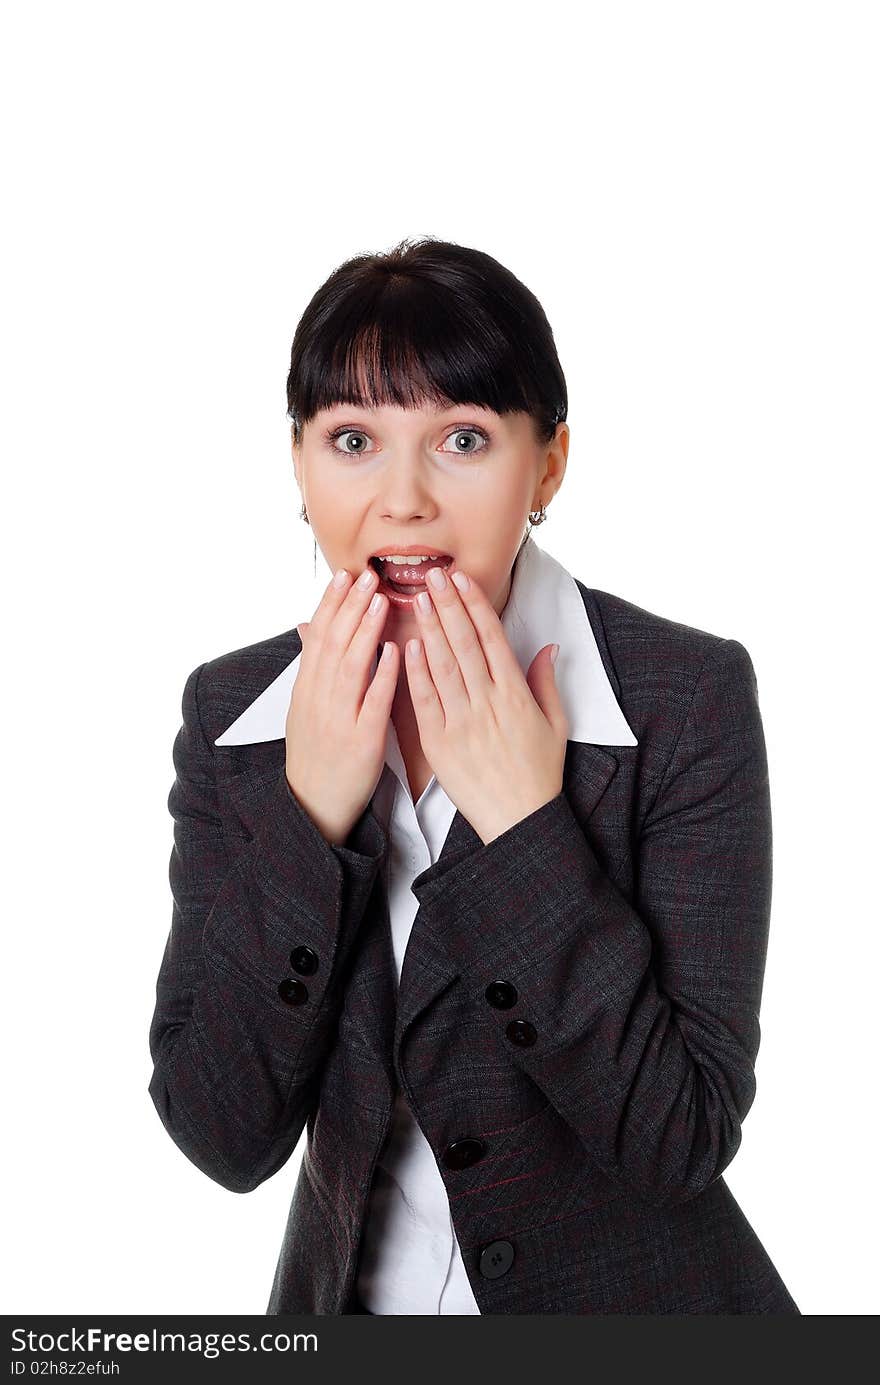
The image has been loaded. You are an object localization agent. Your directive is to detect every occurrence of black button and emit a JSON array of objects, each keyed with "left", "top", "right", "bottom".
[
  {"left": 443, "top": 1138, "right": 487, "bottom": 1170},
  {"left": 485, "top": 980, "right": 518, "bottom": 1009},
  {"left": 278, "top": 977, "right": 308, "bottom": 1005},
  {"left": 478, "top": 1239, "right": 515, "bottom": 1279},
  {"left": 506, "top": 1018, "right": 537, "bottom": 1047},
  {"left": 290, "top": 945, "right": 318, "bottom": 975}
]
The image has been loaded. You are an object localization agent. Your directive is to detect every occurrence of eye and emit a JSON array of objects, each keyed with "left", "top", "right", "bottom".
[
  {"left": 440, "top": 427, "right": 489, "bottom": 455},
  {"left": 326, "top": 428, "right": 373, "bottom": 456}
]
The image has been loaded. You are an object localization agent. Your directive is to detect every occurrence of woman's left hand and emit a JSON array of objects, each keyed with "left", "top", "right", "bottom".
[{"left": 403, "top": 565, "right": 569, "bottom": 844}]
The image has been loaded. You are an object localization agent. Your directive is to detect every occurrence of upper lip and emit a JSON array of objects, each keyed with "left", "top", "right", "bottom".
[{"left": 368, "top": 544, "right": 453, "bottom": 560}]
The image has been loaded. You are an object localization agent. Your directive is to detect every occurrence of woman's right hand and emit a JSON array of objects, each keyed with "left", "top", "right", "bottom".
[{"left": 285, "top": 565, "right": 398, "bottom": 847}]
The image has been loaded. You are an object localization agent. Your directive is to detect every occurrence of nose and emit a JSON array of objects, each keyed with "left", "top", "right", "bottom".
[{"left": 376, "top": 448, "right": 439, "bottom": 518}]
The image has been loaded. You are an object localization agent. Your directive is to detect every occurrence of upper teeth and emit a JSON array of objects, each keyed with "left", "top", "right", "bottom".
[{"left": 375, "top": 554, "right": 447, "bottom": 565}]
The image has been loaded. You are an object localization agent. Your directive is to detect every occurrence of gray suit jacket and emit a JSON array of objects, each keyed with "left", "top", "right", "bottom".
[{"left": 147, "top": 581, "right": 800, "bottom": 1314}]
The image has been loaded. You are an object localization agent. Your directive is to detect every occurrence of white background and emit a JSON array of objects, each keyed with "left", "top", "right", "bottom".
[{"left": 2, "top": 0, "right": 876, "bottom": 1316}]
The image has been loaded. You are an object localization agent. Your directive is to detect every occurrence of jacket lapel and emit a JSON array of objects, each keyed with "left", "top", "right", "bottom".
[{"left": 222, "top": 749, "right": 288, "bottom": 838}]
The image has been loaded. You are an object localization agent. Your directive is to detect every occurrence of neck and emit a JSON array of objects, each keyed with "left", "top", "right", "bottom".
[{"left": 391, "top": 668, "right": 417, "bottom": 735}]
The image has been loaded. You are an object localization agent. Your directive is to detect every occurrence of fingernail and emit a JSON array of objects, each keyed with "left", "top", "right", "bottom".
[
  {"left": 368, "top": 593, "right": 382, "bottom": 614},
  {"left": 427, "top": 565, "right": 447, "bottom": 590},
  {"left": 450, "top": 570, "right": 469, "bottom": 593},
  {"left": 550, "top": 643, "right": 559, "bottom": 665},
  {"left": 333, "top": 569, "right": 349, "bottom": 588},
  {"left": 357, "top": 568, "right": 376, "bottom": 589}
]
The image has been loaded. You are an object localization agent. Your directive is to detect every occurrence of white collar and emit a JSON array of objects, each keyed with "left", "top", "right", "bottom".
[{"left": 214, "top": 535, "right": 637, "bottom": 747}]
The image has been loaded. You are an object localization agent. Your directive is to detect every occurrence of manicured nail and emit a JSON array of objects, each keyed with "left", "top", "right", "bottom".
[
  {"left": 357, "top": 568, "right": 376, "bottom": 589},
  {"left": 417, "top": 591, "right": 432, "bottom": 614},
  {"left": 427, "top": 565, "right": 447, "bottom": 590},
  {"left": 368, "top": 593, "right": 383, "bottom": 614},
  {"left": 450, "top": 570, "right": 470, "bottom": 592},
  {"left": 550, "top": 643, "right": 560, "bottom": 664},
  {"left": 333, "top": 569, "right": 349, "bottom": 588}
]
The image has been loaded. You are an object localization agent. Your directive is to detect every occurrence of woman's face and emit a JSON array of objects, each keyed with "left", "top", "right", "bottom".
[{"left": 292, "top": 402, "right": 568, "bottom": 652}]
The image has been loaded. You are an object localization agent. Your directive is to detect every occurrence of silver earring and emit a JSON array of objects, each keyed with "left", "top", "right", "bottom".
[{"left": 528, "top": 503, "right": 548, "bottom": 525}]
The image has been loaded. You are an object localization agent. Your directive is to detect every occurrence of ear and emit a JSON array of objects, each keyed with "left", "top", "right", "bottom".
[{"left": 538, "top": 421, "right": 569, "bottom": 505}]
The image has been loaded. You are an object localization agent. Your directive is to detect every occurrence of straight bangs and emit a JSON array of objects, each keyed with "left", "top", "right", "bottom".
[{"left": 287, "top": 242, "right": 565, "bottom": 445}]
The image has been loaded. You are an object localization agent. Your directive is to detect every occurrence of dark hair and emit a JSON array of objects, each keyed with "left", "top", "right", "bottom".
[{"left": 286, "top": 236, "right": 567, "bottom": 449}]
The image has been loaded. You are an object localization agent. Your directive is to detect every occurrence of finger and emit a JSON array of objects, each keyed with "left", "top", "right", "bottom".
[
  {"left": 305, "top": 567, "right": 355, "bottom": 639},
  {"left": 527, "top": 644, "right": 568, "bottom": 734},
  {"left": 308, "top": 565, "right": 383, "bottom": 707},
  {"left": 306, "top": 565, "right": 375, "bottom": 652},
  {"left": 359, "top": 636, "right": 398, "bottom": 725},
  {"left": 404, "top": 635, "right": 447, "bottom": 735},
  {"left": 446, "top": 568, "right": 523, "bottom": 685},
  {"left": 412, "top": 585, "right": 469, "bottom": 715},
  {"left": 415, "top": 559, "right": 493, "bottom": 698},
  {"left": 342, "top": 588, "right": 394, "bottom": 702}
]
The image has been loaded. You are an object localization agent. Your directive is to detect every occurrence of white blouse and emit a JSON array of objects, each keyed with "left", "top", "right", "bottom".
[
  {"left": 353, "top": 728, "right": 483, "bottom": 1313},
  {"left": 214, "top": 533, "right": 638, "bottom": 1314}
]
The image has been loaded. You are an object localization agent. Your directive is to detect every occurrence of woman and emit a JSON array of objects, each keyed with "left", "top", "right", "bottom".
[{"left": 148, "top": 236, "right": 800, "bottom": 1315}]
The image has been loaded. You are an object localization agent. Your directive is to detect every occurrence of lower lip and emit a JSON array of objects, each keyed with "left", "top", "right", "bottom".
[
  {"left": 380, "top": 580, "right": 422, "bottom": 608},
  {"left": 374, "top": 562, "right": 452, "bottom": 608}
]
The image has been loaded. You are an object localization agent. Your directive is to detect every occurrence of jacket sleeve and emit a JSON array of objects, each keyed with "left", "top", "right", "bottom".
[
  {"left": 410, "top": 638, "right": 773, "bottom": 1208},
  {"left": 148, "top": 661, "right": 386, "bottom": 1194}
]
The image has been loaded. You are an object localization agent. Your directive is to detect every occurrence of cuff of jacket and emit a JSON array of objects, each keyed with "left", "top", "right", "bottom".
[
  {"left": 411, "top": 789, "right": 620, "bottom": 982},
  {"left": 229, "top": 768, "right": 386, "bottom": 971}
]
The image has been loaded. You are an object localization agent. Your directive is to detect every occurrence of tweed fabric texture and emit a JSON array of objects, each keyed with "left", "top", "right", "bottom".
[{"left": 148, "top": 581, "right": 800, "bottom": 1315}]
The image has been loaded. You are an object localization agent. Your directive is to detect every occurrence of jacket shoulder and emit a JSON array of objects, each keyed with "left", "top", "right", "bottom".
[
  {"left": 185, "top": 625, "right": 301, "bottom": 748},
  {"left": 581, "top": 584, "right": 733, "bottom": 674},
  {"left": 577, "top": 583, "right": 758, "bottom": 778}
]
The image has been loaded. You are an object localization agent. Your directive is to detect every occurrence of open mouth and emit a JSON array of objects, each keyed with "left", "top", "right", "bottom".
[{"left": 369, "top": 554, "right": 454, "bottom": 600}]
